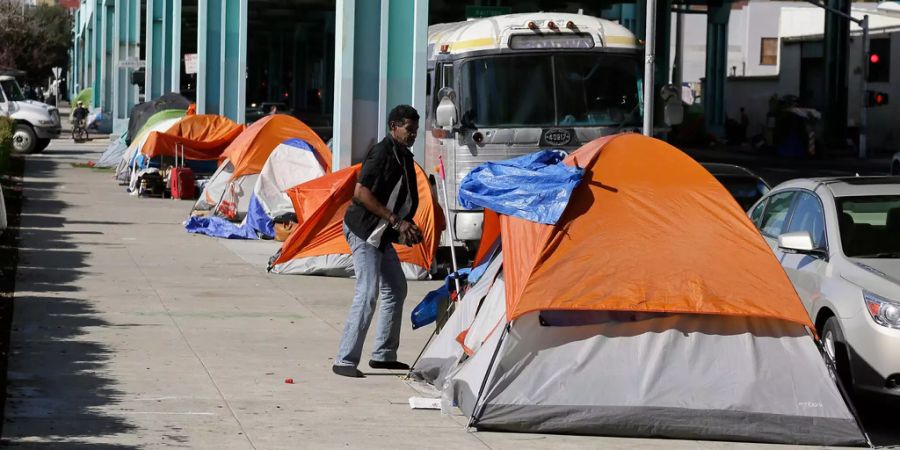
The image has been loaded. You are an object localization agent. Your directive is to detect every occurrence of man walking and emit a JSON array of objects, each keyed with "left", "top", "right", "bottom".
[{"left": 333, "top": 105, "right": 421, "bottom": 378}]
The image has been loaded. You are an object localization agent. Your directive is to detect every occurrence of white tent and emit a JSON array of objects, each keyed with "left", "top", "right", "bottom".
[{"left": 115, "top": 116, "right": 183, "bottom": 184}]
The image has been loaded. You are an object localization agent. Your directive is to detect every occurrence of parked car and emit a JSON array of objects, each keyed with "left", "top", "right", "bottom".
[
  {"left": 0, "top": 71, "right": 61, "bottom": 153},
  {"left": 748, "top": 176, "right": 900, "bottom": 399},
  {"left": 245, "top": 102, "right": 289, "bottom": 124},
  {"left": 702, "top": 163, "right": 770, "bottom": 210},
  {"left": 892, "top": 152, "right": 899, "bottom": 175}
]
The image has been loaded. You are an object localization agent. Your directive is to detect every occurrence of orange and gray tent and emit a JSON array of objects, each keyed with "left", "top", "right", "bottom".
[
  {"left": 141, "top": 114, "right": 244, "bottom": 161},
  {"left": 268, "top": 164, "right": 444, "bottom": 281},
  {"left": 192, "top": 114, "right": 332, "bottom": 221},
  {"left": 410, "top": 134, "right": 867, "bottom": 446}
]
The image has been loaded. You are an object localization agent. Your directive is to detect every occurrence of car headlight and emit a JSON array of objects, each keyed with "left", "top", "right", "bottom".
[
  {"left": 38, "top": 120, "right": 53, "bottom": 125},
  {"left": 864, "top": 290, "right": 900, "bottom": 329}
]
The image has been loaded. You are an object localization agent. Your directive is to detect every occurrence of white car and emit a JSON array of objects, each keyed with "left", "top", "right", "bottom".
[{"left": 748, "top": 176, "right": 900, "bottom": 398}]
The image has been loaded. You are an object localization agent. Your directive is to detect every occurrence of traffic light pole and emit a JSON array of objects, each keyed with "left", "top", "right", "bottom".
[
  {"left": 803, "top": 0, "right": 869, "bottom": 157},
  {"left": 860, "top": 15, "right": 869, "bottom": 159}
]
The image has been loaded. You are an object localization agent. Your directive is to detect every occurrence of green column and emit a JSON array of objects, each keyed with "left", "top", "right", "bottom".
[
  {"left": 112, "top": 0, "right": 140, "bottom": 132},
  {"left": 100, "top": 0, "right": 114, "bottom": 113},
  {"left": 824, "top": 0, "right": 850, "bottom": 145},
  {"left": 703, "top": 2, "right": 730, "bottom": 137},
  {"left": 146, "top": 0, "right": 165, "bottom": 99},
  {"left": 197, "top": 0, "right": 246, "bottom": 122}
]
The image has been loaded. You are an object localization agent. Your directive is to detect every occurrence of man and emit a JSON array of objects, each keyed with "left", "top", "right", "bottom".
[
  {"left": 72, "top": 101, "right": 89, "bottom": 127},
  {"left": 333, "top": 105, "right": 421, "bottom": 378}
]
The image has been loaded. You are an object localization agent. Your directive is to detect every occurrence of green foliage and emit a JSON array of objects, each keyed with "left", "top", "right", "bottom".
[
  {"left": 0, "top": 1, "right": 73, "bottom": 83},
  {"left": 0, "top": 116, "right": 12, "bottom": 173}
]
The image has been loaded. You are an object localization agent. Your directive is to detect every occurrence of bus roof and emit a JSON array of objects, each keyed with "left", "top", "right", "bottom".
[{"left": 427, "top": 12, "right": 638, "bottom": 59}]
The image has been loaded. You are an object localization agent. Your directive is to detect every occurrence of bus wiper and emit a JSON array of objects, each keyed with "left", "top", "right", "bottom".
[
  {"left": 615, "top": 104, "right": 640, "bottom": 134},
  {"left": 853, "top": 252, "right": 900, "bottom": 258}
]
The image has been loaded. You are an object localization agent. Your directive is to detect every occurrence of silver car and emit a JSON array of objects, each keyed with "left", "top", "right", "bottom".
[{"left": 748, "top": 176, "right": 900, "bottom": 398}]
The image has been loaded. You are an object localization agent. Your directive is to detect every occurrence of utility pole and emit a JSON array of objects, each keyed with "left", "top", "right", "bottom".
[
  {"left": 643, "top": 0, "right": 657, "bottom": 136},
  {"left": 803, "top": 0, "right": 869, "bottom": 158}
]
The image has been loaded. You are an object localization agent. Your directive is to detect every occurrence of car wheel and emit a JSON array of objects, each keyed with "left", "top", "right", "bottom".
[
  {"left": 34, "top": 138, "right": 51, "bottom": 153},
  {"left": 12, "top": 124, "right": 37, "bottom": 154},
  {"left": 822, "top": 316, "right": 853, "bottom": 390}
]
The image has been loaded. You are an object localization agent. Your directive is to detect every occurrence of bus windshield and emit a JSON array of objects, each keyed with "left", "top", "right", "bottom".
[
  {"left": 0, "top": 78, "right": 26, "bottom": 102},
  {"left": 459, "top": 53, "right": 642, "bottom": 128}
]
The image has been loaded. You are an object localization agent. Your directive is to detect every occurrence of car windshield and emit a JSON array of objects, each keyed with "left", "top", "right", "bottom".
[
  {"left": 837, "top": 195, "right": 900, "bottom": 258},
  {"left": 0, "top": 79, "right": 25, "bottom": 102},
  {"left": 459, "top": 53, "right": 642, "bottom": 128}
]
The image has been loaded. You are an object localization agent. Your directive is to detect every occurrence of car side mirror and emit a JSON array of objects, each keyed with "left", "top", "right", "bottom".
[
  {"left": 778, "top": 231, "right": 826, "bottom": 257},
  {"left": 435, "top": 87, "right": 458, "bottom": 132}
]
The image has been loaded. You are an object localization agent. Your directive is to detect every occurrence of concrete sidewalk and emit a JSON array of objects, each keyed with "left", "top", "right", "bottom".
[{"left": 2, "top": 140, "right": 793, "bottom": 449}]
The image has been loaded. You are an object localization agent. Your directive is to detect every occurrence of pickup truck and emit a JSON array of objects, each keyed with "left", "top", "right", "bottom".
[{"left": 0, "top": 72, "right": 61, "bottom": 153}]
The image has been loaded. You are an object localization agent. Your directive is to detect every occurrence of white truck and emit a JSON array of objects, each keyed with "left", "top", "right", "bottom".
[
  {"left": 0, "top": 71, "right": 61, "bottom": 153},
  {"left": 425, "top": 12, "right": 648, "bottom": 249}
]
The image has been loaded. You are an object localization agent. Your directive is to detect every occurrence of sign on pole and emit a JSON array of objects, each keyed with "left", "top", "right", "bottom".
[
  {"left": 465, "top": 5, "right": 511, "bottom": 18},
  {"left": 184, "top": 54, "right": 198, "bottom": 75},
  {"left": 51, "top": 66, "right": 62, "bottom": 79},
  {"left": 118, "top": 58, "right": 146, "bottom": 69}
]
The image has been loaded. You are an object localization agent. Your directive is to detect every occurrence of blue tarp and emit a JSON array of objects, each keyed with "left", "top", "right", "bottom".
[
  {"left": 184, "top": 193, "right": 275, "bottom": 240},
  {"left": 410, "top": 269, "right": 470, "bottom": 330},
  {"left": 185, "top": 215, "right": 259, "bottom": 240},
  {"left": 457, "top": 150, "right": 583, "bottom": 225}
]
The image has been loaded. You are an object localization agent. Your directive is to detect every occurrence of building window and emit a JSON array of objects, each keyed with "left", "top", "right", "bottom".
[{"left": 760, "top": 38, "right": 778, "bottom": 66}]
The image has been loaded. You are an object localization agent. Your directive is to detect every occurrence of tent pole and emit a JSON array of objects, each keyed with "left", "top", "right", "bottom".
[
  {"left": 467, "top": 322, "right": 510, "bottom": 429},
  {"left": 816, "top": 338, "right": 872, "bottom": 446}
]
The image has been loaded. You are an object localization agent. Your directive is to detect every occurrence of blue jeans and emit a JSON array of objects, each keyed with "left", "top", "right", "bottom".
[{"left": 335, "top": 222, "right": 408, "bottom": 367}]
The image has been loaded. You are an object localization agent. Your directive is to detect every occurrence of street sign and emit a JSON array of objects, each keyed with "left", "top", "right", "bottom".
[
  {"left": 184, "top": 53, "right": 198, "bottom": 75},
  {"left": 51, "top": 66, "right": 62, "bottom": 79},
  {"left": 465, "top": 5, "right": 511, "bottom": 19},
  {"left": 118, "top": 58, "right": 146, "bottom": 69}
]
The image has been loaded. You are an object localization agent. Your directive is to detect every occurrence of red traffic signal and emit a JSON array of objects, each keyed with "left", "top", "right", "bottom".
[
  {"left": 866, "top": 90, "right": 890, "bottom": 107},
  {"left": 870, "top": 53, "right": 880, "bottom": 64}
]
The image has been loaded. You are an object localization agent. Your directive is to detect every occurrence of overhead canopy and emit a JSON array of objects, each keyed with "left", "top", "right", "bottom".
[
  {"left": 141, "top": 114, "right": 245, "bottom": 160},
  {"left": 220, "top": 114, "right": 332, "bottom": 179},
  {"left": 490, "top": 134, "right": 814, "bottom": 329},
  {"left": 126, "top": 92, "right": 192, "bottom": 144}
]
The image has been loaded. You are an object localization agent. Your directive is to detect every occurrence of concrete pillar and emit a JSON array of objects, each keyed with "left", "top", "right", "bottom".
[
  {"left": 824, "top": 0, "right": 850, "bottom": 145},
  {"left": 112, "top": 0, "right": 140, "bottom": 132},
  {"left": 333, "top": 0, "right": 428, "bottom": 170},
  {"left": 91, "top": 1, "right": 102, "bottom": 108},
  {"left": 147, "top": 0, "right": 182, "bottom": 100},
  {"left": 704, "top": 2, "right": 730, "bottom": 137},
  {"left": 100, "top": 0, "right": 114, "bottom": 113},
  {"left": 197, "top": 0, "right": 247, "bottom": 122}
]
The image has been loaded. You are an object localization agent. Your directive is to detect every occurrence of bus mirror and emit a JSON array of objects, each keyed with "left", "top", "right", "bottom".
[
  {"left": 660, "top": 84, "right": 683, "bottom": 126},
  {"left": 435, "top": 96, "right": 457, "bottom": 131}
]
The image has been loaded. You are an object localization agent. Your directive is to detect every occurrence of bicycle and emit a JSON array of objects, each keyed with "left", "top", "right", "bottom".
[{"left": 72, "top": 118, "right": 88, "bottom": 142}]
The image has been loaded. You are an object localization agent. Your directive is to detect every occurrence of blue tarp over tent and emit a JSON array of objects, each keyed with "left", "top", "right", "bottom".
[{"left": 457, "top": 150, "right": 583, "bottom": 225}]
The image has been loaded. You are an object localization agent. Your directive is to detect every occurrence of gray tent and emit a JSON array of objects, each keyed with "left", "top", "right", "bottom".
[
  {"left": 410, "top": 250, "right": 868, "bottom": 446},
  {"left": 96, "top": 135, "right": 128, "bottom": 168}
]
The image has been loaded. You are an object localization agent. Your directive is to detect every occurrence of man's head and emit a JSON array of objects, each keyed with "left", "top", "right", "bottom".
[
  {"left": 388, "top": 105, "right": 419, "bottom": 148},
  {"left": 77, "top": 100, "right": 84, "bottom": 107}
]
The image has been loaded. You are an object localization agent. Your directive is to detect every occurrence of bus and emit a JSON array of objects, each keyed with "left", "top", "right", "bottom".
[{"left": 425, "top": 12, "right": 645, "bottom": 248}]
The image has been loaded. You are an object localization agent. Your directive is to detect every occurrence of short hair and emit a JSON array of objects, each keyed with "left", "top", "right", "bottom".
[{"left": 388, "top": 104, "right": 419, "bottom": 129}]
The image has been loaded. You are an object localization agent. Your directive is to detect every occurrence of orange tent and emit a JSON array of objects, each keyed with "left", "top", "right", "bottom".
[
  {"left": 141, "top": 114, "right": 245, "bottom": 160},
  {"left": 491, "top": 133, "right": 813, "bottom": 329},
  {"left": 269, "top": 163, "right": 445, "bottom": 280},
  {"left": 219, "top": 114, "right": 332, "bottom": 179}
]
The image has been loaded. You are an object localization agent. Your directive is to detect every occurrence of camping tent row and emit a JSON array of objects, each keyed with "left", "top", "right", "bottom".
[
  {"left": 182, "top": 113, "right": 443, "bottom": 280},
  {"left": 409, "top": 134, "right": 868, "bottom": 446},
  {"left": 98, "top": 92, "right": 193, "bottom": 168}
]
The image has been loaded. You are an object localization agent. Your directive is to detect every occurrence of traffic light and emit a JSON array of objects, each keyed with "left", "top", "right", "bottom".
[
  {"left": 865, "top": 90, "right": 890, "bottom": 107},
  {"left": 867, "top": 39, "right": 890, "bottom": 82}
]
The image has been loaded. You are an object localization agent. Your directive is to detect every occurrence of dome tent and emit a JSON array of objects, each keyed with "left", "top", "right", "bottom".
[{"left": 409, "top": 134, "right": 867, "bottom": 446}]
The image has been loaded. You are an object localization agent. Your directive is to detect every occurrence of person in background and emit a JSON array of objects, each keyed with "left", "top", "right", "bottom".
[
  {"left": 72, "top": 101, "right": 89, "bottom": 127},
  {"left": 332, "top": 105, "right": 421, "bottom": 378}
]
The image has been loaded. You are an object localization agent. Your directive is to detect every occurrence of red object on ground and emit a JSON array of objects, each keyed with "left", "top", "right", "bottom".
[
  {"left": 87, "top": 161, "right": 96, "bottom": 167},
  {"left": 284, "top": 378, "right": 294, "bottom": 384},
  {"left": 169, "top": 167, "right": 196, "bottom": 200}
]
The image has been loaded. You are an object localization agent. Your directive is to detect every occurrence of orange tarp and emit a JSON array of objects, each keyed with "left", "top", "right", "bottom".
[
  {"left": 500, "top": 134, "right": 814, "bottom": 329},
  {"left": 273, "top": 163, "right": 445, "bottom": 272},
  {"left": 219, "top": 114, "right": 332, "bottom": 179},
  {"left": 141, "top": 114, "right": 245, "bottom": 160}
]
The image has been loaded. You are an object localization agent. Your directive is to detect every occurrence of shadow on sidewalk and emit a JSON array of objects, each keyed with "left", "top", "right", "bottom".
[{"left": 3, "top": 157, "right": 138, "bottom": 448}]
